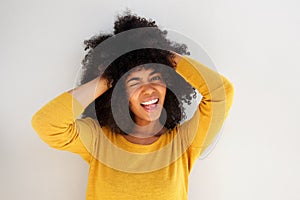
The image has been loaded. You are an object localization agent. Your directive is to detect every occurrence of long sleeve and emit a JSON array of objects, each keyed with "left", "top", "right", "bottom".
[
  {"left": 31, "top": 92, "right": 97, "bottom": 163},
  {"left": 175, "top": 56, "right": 234, "bottom": 165}
]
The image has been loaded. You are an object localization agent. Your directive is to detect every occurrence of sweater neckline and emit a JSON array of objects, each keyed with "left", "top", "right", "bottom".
[{"left": 118, "top": 131, "right": 166, "bottom": 149}]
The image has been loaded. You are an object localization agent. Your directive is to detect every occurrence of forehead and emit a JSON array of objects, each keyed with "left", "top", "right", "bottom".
[{"left": 126, "top": 66, "right": 159, "bottom": 80}]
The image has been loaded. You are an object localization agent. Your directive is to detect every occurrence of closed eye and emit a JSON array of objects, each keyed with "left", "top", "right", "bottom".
[{"left": 129, "top": 82, "right": 139, "bottom": 87}]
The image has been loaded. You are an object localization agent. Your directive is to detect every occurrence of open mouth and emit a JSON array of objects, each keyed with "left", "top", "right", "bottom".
[{"left": 140, "top": 98, "right": 159, "bottom": 111}]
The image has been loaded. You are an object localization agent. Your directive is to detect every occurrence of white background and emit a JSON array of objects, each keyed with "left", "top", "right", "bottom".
[{"left": 1, "top": 0, "right": 299, "bottom": 199}]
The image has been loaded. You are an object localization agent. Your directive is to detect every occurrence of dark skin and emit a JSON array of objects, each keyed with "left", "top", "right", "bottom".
[
  {"left": 69, "top": 53, "right": 182, "bottom": 145},
  {"left": 81, "top": 13, "right": 194, "bottom": 135}
]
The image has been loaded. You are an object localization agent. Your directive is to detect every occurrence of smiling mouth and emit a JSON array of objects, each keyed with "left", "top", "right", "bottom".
[{"left": 140, "top": 98, "right": 159, "bottom": 111}]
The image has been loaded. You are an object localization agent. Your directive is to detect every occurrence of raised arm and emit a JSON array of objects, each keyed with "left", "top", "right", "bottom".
[
  {"left": 172, "top": 53, "right": 234, "bottom": 160},
  {"left": 31, "top": 76, "right": 111, "bottom": 162}
]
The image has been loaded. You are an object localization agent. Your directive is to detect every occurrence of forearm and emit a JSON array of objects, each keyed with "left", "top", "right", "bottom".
[
  {"left": 174, "top": 54, "right": 233, "bottom": 102},
  {"left": 174, "top": 54, "right": 234, "bottom": 151},
  {"left": 31, "top": 92, "right": 84, "bottom": 149},
  {"left": 68, "top": 77, "right": 110, "bottom": 109},
  {"left": 32, "top": 76, "right": 110, "bottom": 150}
]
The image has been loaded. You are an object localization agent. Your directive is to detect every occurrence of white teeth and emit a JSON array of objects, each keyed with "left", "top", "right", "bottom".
[{"left": 141, "top": 98, "right": 158, "bottom": 105}]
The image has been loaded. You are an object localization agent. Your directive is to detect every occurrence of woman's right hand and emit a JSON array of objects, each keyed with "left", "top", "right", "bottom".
[{"left": 68, "top": 76, "right": 111, "bottom": 109}]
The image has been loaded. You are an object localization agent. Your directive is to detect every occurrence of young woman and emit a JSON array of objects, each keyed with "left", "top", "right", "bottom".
[{"left": 32, "top": 11, "right": 234, "bottom": 200}]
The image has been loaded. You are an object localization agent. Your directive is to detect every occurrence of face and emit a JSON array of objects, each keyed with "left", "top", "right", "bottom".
[{"left": 125, "top": 67, "right": 167, "bottom": 126}]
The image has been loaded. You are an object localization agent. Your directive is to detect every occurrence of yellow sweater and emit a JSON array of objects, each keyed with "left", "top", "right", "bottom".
[{"left": 32, "top": 56, "right": 234, "bottom": 200}]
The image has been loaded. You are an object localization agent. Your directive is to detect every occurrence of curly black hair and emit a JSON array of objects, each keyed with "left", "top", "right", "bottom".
[{"left": 79, "top": 10, "right": 196, "bottom": 134}]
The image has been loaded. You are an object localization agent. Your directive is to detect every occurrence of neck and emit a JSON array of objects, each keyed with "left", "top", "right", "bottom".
[{"left": 131, "top": 120, "right": 165, "bottom": 138}]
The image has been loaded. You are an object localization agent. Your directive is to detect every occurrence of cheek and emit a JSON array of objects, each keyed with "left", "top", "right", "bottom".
[
  {"left": 126, "top": 87, "right": 137, "bottom": 100},
  {"left": 128, "top": 92, "right": 139, "bottom": 107},
  {"left": 159, "top": 86, "right": 167, "bottom": 99},
  {"left": 126, "top": 89, "right": 133, "bottom": 104},
  {"left": 163, "top": 87, "right": 167, "bottom": 95}
]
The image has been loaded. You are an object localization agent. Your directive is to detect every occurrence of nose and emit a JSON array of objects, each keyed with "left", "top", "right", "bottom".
[{"left": 141, "top": 83, "right": 156, "bottom": 95}]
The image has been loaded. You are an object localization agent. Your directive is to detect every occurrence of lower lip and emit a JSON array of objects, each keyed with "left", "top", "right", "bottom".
[{"left": 142, "top": 104, "right": 158, "bottom": 112}]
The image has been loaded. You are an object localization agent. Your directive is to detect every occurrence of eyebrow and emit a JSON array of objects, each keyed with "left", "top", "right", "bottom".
[{"left": 126, "top": 69, "right": 160, "bottom": 83}]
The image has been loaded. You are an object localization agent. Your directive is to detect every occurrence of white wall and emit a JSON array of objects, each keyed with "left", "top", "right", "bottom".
[{"left": 1, "top": 0, "right": 299, "bottom": 199}]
